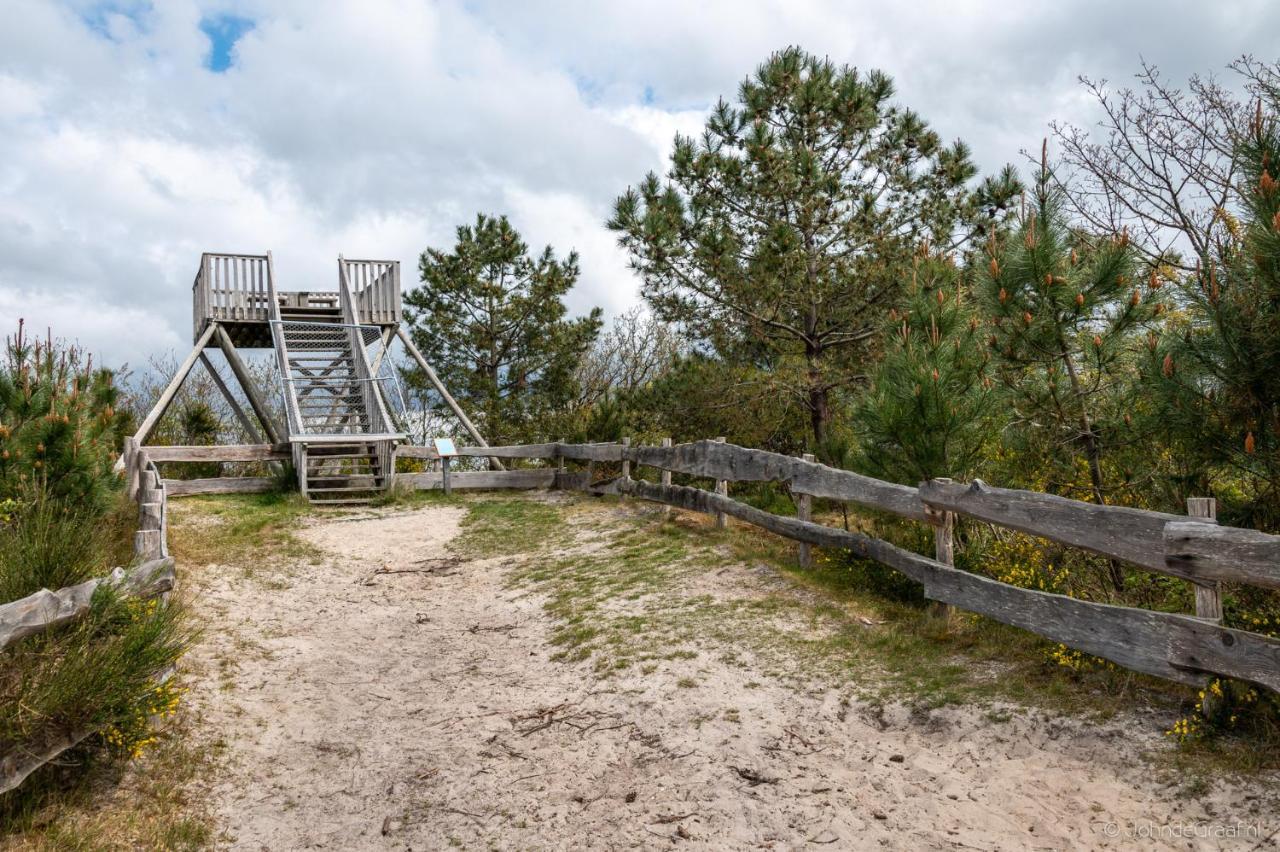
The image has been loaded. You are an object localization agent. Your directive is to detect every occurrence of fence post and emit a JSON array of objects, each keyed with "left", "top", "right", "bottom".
[
  {"left": 714, "top": 437, "right": 727, "bottom": 529},
  {"left": 797, "top": 453, "right": 814, "bottom": 567},
  {"left": 620, "top": 437, "right": 631, "bottom": 502},
  {"left": 124, "top": 437, "right": 140, "bottom": 502},
  {"left": 1187, "top": 497, "right": 1221, "bottom": 622},
  {"left": 441, "top": 456, "right": 452, "bottom": 496},
  {"left": 928, "top": 477, "right": 956, "bottom": 620},
  {"left": 661, "top": 437, "right": 672, "bottom": 519}
]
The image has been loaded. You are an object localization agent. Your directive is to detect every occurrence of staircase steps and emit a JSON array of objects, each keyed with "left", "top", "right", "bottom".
[{"left": 270, "top": 294, "right": 402, "bottom": 505}]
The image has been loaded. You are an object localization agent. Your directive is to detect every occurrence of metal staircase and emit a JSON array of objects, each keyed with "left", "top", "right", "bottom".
[{"left": 267, "top": 260, "right": 404, "bottom": 505}]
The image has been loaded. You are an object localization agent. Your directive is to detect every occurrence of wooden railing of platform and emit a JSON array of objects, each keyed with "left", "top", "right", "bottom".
[{"left": 192, "top": 252, "right": 273, "bottom": 337}]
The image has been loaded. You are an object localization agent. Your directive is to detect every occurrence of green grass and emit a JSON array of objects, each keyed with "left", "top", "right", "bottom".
[
  {"left": 167, "top": 492, "right": 321, "bottom": 575},
  {"left": 452, "top": 495, "right": 563, "bottom": 559}
]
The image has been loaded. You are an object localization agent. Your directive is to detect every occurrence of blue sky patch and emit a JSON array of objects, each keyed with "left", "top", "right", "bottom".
[
  {"left": 80, "top": 1, "right": 151, "bottom": 40},
  {"left": 200, "top": 14, "right": 255, "bottom": 72}
]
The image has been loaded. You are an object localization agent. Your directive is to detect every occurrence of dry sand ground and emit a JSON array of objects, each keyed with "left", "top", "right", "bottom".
[{"left": 180, "top": 496, "right": 1279, "bottom": 850}]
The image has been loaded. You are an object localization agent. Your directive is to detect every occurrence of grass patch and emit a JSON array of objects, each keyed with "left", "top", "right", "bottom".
[
  {"left": 167, "top": 492, "right": 321, "bottom": 575},
  {"left": 452, "top": 496, "right": 563, "bottom": 559}
]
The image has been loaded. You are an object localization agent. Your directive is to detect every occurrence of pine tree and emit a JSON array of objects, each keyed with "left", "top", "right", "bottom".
[
  {"left": 858, "top": 249, "right": 993, "bottom": 485},
  {"left": 1146, "top": 103, "right": 1280, "bottom": 528},
  {"left": 980, "top": 147, "right": 1165, "bottom": 588},
  {"left": 0, "top": 320, "right": 130, "bottom": 510},
  {"left": 403, "top": 214, "right": 602, "bottom": 444},
  {"left": 609, "top": 47, "right": 1019, "bottom": 448}
]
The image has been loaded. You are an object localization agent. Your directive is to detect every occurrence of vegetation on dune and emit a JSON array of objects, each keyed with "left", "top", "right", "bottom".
[{"left": 0, "top": 323, "right": 192, "bottom": 826}]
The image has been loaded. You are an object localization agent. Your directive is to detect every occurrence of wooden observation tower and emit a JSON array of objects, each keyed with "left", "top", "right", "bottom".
[{"left": 128, "top": 251, "right": 492, "bottom": 504}]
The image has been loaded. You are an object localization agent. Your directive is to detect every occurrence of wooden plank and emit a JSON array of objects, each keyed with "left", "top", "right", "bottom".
[
  {"left": 163, "top": 476, "right": 276, "bottom": 496},
  {"left": 133, "top": 323, "right": 218, "bottom": 446},
  {"left": 146, "top": 444, "right": 290, "bottom": 463},
  {"left": 0, "top": 558, "right": 175, "bottom": 652},
  {"left": 401, "top": 469, "right": 556, "bottom": 490},
  {"left": 919, "top": 478, "right": 1185, "bottom": 574},
  {"left": 1, "top": 723, "right": 99, "bottom": 795},
  {"left": 625, "top": 440, "right": 927, "bottom": 521},
  {"left": 1164, "top": 521, "right": 1280, "bottom": 590},
  {"left": 453, "top": 443, "right": 561, "bottom": 460},
  {"left": 621, "top": 437, "right": 631, "bottom": 503},
  {"left": 619, "top": 478, "right": 935, "bottom": 584},
  {"left": 556, "top": 442, "right": 623, "bottom": 462}
]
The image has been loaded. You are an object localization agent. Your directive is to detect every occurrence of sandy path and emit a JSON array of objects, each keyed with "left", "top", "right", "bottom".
[{"left": 182, "top": 500, "right": 1278, "bottom": 850}]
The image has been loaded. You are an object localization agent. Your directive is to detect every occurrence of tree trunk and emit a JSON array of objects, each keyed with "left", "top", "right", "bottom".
[{"left": 1059, "top": 342, "right": 1125, "bottom": 593}]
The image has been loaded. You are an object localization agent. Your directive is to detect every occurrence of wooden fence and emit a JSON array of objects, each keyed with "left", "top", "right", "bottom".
[
  {"left": 8, "top": 434, "right": 1274, "bottom": 795},
  {"left": 397, "top": 438, "right": 1280, "bottom": 695}
]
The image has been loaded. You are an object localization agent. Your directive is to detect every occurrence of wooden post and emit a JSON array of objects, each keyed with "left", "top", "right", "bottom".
[
  {"left": 123, "top": 437, "right": 140, "bottom": 501},
  {"left": 130, "top": 323, "right": 218, "bottom": 448},
  {"left": 797, "top": 453, "right": 814, "bottom": 567},
  {"left": 928, "top": 478, "right": 956, "bottom": 620},
  {"left": 620, "top": 437, "right": 631, "bottom": 502},
  {"left": 441, "top": 456, "right": 452, "bottom": 496},
  {"left": 1188, "top": 497, "right": 1221, "bottom": 622},
  {"left": 213, "top": 323, "right": 283, "bottom": 445},
  {"left": 714, "top": 436, "right": 727, "bottom": 529},
  {"left": 1189, "top": 496, "right": 1223, "bottom": 719},
  {"left": 661, "top": 437, "right": 672, "bottom": 520}
]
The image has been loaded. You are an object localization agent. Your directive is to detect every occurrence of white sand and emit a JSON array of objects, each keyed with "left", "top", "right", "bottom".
[{"left": 180, "top": 501, "right": 1279, "bottom": 850}]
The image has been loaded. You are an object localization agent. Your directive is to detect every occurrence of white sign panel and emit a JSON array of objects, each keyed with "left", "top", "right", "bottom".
[{"left": 433, "top": 437, "right": 457, "bottom": 457}]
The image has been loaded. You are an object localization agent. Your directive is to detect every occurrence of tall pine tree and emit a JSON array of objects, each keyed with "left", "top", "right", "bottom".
[
  {"left": 609, "top": 47, "right": 1018, "bottom": 447},
  {"left": 980, "top": 146, "right": 1165, "bottom": 588}
]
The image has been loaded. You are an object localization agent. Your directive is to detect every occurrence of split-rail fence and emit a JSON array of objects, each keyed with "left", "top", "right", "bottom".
[{"left": 5, "top": 435, "right": 1280, "bottom": 793}]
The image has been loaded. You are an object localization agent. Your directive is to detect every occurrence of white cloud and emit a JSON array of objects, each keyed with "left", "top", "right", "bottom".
[{"left": 1, "top": 0, "right": 1277, "bottom": 368}]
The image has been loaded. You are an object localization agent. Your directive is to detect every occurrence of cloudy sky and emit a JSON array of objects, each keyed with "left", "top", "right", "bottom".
[{"left": 2, "top": 0, "right": 1277, "bottom": 369}]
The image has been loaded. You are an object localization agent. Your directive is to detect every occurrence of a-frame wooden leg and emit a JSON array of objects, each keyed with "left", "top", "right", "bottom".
[
  {"left": 131, "top": 322, "right": 219, "bottom": 446},
  {"left": 199, "top": 352, "right": 264, "bottom": 443},
  {"left": 214, "top": 323, "right": 284, "bottom": 445}
]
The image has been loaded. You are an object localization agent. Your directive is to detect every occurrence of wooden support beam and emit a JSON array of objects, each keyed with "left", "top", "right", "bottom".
[
  {"left": 1186, "top": 498, "right": 1222, "bottom": 621},
  {"left": 797, "top": 453, "right": 814, "bottom": 568},
  {"left": 213, "top": 322, "right": 283, "bottom": 445},
  {"left": 620, "top": 437, "right": 631, "bottom": 502},
  {"left": 132, "top": 323, "right": 218, "bottom": 446},
  {"left": 395, "top": 326, "right": 504, "bottom": 470},
  {"left": 661, "top": 438, "right": 672, "bottom": 520},
  {"left": 200, "top": 352, "right": 264, "bottom": 443},
  {"left": 714, "top": 437, "right": 727, "bottom": 529},
  {"left": 928, "top": 478, "right": 956, "bottom": 621}
]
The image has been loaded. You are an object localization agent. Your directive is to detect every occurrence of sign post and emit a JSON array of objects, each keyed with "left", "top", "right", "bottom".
[{"left": 434, "top": 438, "right": 457, "bottom": 496}]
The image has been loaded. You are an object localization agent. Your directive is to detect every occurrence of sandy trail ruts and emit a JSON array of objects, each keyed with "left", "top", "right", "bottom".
[{"left": 180, "top": 498, "right": 1278, "bottom": 850}]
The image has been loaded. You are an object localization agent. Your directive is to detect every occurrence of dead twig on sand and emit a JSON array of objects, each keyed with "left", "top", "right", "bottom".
[
  {"left": 730, "top": 766, "right": 778, "bottom": 787},
  {"left": 358, "top": 558, "right": 461, "bottom": 584},
  {"left": 510, "top": 701, "right": 625, "bottom": 738},
  {"left": 466, "top": 622, "right": 518, "bottom": 634},
  {"left": 651, "top": 812, "right": 699, "bottom": 824}
]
